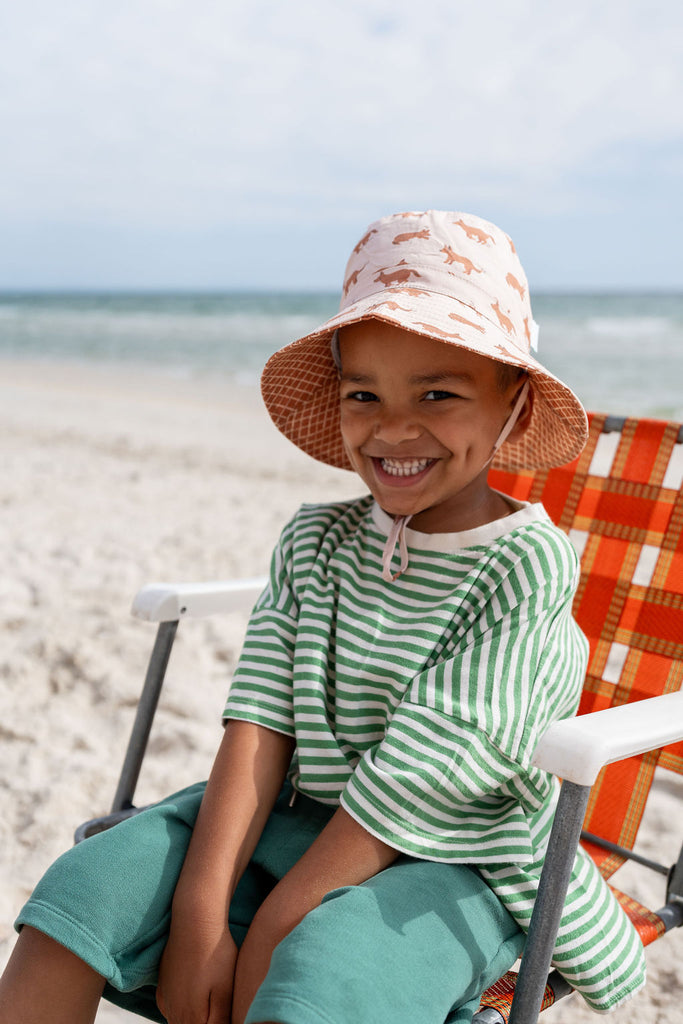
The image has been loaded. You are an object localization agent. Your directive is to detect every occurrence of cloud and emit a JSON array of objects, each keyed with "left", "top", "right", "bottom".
[{"left": 1, "top": 0, "right": 681, "bottom": 285}]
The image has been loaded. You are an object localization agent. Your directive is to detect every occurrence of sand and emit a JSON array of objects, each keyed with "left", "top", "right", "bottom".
[{"left": 1, "top": 357, "right": 680, "bottom": 1022}]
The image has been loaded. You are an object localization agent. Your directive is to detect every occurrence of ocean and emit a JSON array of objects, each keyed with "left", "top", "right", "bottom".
[{"left": 1, "top": 291, "right": 681, "bottom": 420}]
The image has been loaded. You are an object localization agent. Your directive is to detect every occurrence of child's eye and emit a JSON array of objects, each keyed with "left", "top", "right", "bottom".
[
  {"left": 345, "top": 390, "right": 378, "bottom": 403},
  {"left": 424, "top": 389, "right": 458, "bottom": 401}
]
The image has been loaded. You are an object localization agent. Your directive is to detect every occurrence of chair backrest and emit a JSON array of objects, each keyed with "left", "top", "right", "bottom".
[{"left": 489, "top": 413, "right": 683, "bottom": 878}]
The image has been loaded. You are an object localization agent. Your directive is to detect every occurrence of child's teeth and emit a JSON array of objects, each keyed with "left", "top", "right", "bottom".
[{"left": 381, "top": 458, "right": 430, "bottom": 477}]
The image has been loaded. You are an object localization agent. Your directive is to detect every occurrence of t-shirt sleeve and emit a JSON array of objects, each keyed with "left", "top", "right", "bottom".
[
  {"left": 222, "top": 523, "right": 299, "bottom": 737},
  {"left": 341, "top": 545, "right": 588, "bottom": 864}
]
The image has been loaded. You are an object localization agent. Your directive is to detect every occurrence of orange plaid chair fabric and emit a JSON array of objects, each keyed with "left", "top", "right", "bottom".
[{"left": 477, "top": 413, "right": 683, "bottom": 1020}]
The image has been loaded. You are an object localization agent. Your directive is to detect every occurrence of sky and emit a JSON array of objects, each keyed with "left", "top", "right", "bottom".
[{"left": 1, "top": 0, "right": 682, "bottom": 291}]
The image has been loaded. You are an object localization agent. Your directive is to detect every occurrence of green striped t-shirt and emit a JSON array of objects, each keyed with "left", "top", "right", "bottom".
[{"left": 223, "top": 495, "right": 646, "bottom": 1012}]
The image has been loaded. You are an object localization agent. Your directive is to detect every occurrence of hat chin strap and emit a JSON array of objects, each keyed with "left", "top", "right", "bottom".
[
  {"left": 381, "top": 513, "right": 414, "bottom": 583},
  {"left": 485, "top": 379, "right": 530, "bottom": 466}
]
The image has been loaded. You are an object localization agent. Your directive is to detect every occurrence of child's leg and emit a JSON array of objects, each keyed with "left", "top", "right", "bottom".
[
  {"left": 7, "top": 782, "right": 208, "bottom": 1022},
  {"left": 4, "top": 782, "right": 331, "bottom": 1023},
  {"left": 0, "top": 926, "right": 105, "bottom": 1024},
  {"left": 245, "top": 856, "right": 524, "bottom": 1024}
]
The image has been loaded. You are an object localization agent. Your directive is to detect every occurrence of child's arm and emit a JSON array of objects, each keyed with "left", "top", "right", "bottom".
[
  {"left": 232, "top": 805, "right": 400, "bottom": 1022},
  {"left": 156, "top": 719, "right": 295, "bottom": 1024}
]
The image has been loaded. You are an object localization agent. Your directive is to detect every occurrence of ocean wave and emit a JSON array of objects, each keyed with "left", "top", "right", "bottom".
[{"left": 586, "top": 316, "right": 676, "bottom": 337}]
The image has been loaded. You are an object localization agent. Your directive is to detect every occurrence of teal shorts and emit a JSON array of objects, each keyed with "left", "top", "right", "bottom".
[{"left": 16, "top": 782, "right": 523, "bottom": 1024}]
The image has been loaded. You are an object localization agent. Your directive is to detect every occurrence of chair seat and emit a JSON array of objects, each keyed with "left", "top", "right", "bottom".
[
  {"left": 479, "top": 971, "right": 558, "bottom": 1019},
  {"left": 610, "top": 886, "right": 666, "bottom": 946}
]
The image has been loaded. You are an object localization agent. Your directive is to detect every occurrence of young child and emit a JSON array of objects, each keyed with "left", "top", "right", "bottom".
[{"left": 1, "top": 211, "right": 646, "bottom": 1024}]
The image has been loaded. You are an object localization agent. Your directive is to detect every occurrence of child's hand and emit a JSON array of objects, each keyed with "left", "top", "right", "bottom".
[{"left": 156, "top": 920, "right": 238, "bottom": 1024}]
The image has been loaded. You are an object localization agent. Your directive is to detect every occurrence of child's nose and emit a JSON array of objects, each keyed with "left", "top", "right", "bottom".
[{"left": 373, "top": 408, "right": 422, "bottom": 444}]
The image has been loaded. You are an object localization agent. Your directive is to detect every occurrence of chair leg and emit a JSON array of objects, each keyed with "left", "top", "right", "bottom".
[
  {"left": 74, "top": 620, "right": 180, "bottom": 843},
  {"left": 110, "top": 619, "right": 179, "bottom": 813},
  {"left": 507, "top": 782, "right": 592, "bottom": 1024},
  {"left": 667, "top": 840, "right": 683, "bottom": 905}
]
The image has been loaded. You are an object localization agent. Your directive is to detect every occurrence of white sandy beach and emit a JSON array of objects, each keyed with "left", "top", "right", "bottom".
[{"left": 1, "top": 357, "right": 681, "bottom": 1022}]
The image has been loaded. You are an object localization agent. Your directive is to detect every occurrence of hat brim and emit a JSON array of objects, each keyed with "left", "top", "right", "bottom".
[{"left": 261, "top": 288, "right": 588, "bottom": 473}]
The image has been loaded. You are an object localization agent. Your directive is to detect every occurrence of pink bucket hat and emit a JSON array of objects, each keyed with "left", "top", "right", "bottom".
[{"left": 261, "top": 210, "right": 588, "bottom": 472}]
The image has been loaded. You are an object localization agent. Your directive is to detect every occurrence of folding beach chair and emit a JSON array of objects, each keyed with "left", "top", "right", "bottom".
[{"left": 75, "top": 413, "right": 683, "bottom": 1024}]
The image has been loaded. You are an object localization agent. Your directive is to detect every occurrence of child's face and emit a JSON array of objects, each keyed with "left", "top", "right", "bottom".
[{"left": 338, "top": 321, "right": 528, "bottom": 533}]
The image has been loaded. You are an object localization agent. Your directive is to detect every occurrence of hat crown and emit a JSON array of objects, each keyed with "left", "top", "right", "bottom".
[{"left": 341, "top": 210, "right": 535, "bottom": 359}]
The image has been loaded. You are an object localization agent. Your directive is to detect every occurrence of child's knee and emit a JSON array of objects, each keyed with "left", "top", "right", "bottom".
[
  {"left": 248, "top": 883, "right": 449, "bottom": 1024},
  {"left": 249, "top": 867, "right": 523, "bottom": 1024}
]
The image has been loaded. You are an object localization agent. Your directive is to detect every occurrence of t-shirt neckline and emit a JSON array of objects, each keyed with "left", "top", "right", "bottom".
[{"left": 370, "top": 495, "right": 546, "bottom": 553}]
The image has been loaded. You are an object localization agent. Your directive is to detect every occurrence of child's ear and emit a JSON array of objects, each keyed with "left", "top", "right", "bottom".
[{"left": 508, "top": 384, "right": 534, "bottom": 442}]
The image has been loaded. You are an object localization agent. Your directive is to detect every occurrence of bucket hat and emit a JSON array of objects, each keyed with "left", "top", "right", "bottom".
[{"left": 261, "top": 210, "right": 588, "bottom": 472}]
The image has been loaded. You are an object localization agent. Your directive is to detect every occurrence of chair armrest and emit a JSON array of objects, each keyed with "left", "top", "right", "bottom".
[
  {"left": 131, "top": 578, "right": 268, "bottom": 623},
  {"left": 532, "top": 690, "right": 683, "bottom": 786}
]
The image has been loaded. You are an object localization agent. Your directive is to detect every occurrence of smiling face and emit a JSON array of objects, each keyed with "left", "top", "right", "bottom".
[{"left": 338, "top": 320, "right": 530, "bottom": 533}]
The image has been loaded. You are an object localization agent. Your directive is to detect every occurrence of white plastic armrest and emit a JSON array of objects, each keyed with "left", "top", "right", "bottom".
[
  {"left": 131, "top": 578, "right": 268, "bottom": 623},
  {"left": 532, "top": 690, "right": 683, "bottom": 786}
]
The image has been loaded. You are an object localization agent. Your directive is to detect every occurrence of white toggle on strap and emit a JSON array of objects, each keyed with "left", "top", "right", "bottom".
[{"left": 382, "top": 514, "right": 413, "bottom": 582}]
